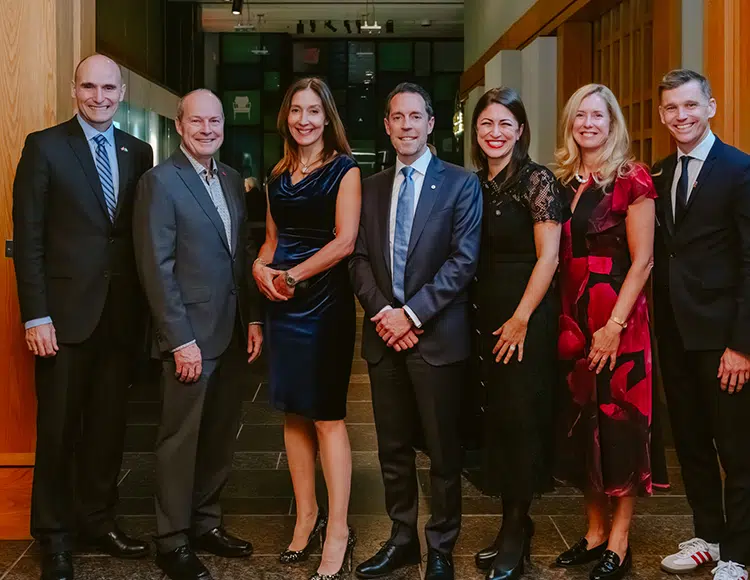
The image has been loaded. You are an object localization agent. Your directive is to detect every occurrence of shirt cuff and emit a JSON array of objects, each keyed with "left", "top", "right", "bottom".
[
  {"left": 248, "top": 321, "right": 263, "bottom": 326},
  {"left": 403, "top": 305, "right": 422, "bottom": 329},
  {"left": 378, "top": 305, "right": 393, "bottom": 315},
  {"left": 25, "top": 317, "right": 52, "bottom": 330},
  {"left": 171, "top": 339, "right": 196, "bottom": 353}
]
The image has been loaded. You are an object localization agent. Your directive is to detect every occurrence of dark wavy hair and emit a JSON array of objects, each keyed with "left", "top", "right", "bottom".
[{"left": 471, "top": 87, "right": 530, "bottom": 181}]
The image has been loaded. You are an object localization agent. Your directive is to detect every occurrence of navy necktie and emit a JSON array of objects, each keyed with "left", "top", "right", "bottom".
[
  {"left": 94, "top": 134, "right": 116, "bottom": 221},
  {"left": 675, "top": 155, "right": 692, "bottom": 227},
  {"left": 392, "top": 166, "right": 415, "bottom": 303}
]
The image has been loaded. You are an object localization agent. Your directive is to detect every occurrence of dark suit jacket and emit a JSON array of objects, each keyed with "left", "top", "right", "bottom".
[
  {"left": 133, "top": 149, "right": 261, "bottom": 360},
  {"left": 652, "top": 137, "right": 750, "bottom": 353},
  {"left": 349, "top": 155, "right": 482, "bottom": 366},
  {"left": 12, "top": 116, "right": 153, "bottom": 345}
]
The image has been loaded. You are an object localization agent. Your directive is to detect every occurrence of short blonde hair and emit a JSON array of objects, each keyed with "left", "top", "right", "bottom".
[{"left": 554, "top": 84, "right": 635, "bottom": 188}]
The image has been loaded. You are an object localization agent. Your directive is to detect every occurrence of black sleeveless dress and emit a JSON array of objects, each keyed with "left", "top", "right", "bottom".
[{"left": 265, "top": 155, "right": 358, "bottom": 421}]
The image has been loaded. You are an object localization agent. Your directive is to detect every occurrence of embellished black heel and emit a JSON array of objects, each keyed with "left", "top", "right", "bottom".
[
  {"left": 279, "top": 509, "right": 328, "bottom": 564},
  {"left": 309, "top": 526, "right": 356, "bottom": 580}
]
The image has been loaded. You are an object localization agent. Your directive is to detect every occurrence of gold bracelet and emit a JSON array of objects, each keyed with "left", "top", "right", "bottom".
[{"left": 609, "top": 316, "right": 628, "bottom": 329}]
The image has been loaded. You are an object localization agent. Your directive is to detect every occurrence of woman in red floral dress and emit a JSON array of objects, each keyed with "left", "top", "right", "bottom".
[{"left": 553, "top": 84, "right": 657, "bottom": 580}]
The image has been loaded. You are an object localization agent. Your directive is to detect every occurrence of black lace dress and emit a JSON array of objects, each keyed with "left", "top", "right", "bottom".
[{"left": 472, "top": 158, "right": 563, "bottom": 499}]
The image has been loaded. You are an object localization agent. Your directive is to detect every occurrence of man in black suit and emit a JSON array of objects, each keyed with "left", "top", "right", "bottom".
[
  {"left": 652, "top": 69, "right": 750, "bottom": 580},
  {"left": 133, "top": 89, "right": 263, "bottom": 580},
  {"left": 349, "top": 83, "right": 482, "bottom": 580},
  {"left": 12, "top": 54, "right": 153, "bottom": 580}
]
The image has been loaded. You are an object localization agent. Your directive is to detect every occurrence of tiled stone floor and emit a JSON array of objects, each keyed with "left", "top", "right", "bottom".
[{"left": 1, "top": 311, "right": 711, "bottom": 579}]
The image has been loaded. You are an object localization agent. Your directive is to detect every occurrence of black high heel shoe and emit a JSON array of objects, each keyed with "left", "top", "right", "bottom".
[
  {"left": 280, "top": 509, "right": 328, "bottom": 564},
  {"left": 309, "top": 526, "right": 357, "bottom": 580},
  {"left": 475, "top": 516, "right": 534, "bottom": 571},
  {"left": 486, "top": 517, "right": 535, "bottom": 580}
]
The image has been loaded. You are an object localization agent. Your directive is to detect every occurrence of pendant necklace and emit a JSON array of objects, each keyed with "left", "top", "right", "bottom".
[{"left": 300, "top": 153, "right": 320, "bottom": 174}]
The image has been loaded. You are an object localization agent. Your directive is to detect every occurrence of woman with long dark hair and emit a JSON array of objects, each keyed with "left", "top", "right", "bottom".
[
  {"left": 252, "top": 77, "right": 361, "bottom": 580},
  {"left": 469, "top": 87, "right": 563, "bottom": 580}
]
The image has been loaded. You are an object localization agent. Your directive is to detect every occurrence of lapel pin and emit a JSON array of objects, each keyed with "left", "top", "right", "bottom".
[
  {"left": 120, "top": 146, "right": 128, "bottom": 153},
  {"left": 431, "top": 184, "right": 436, "bottom": 190},
  {"left": 221, "top": 170, "right": 227, "bottom": 176}
]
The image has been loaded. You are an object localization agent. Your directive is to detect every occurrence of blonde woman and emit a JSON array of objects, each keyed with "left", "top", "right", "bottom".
[{"left": 553, "top": 84, "right": 657, "bottom": 580}]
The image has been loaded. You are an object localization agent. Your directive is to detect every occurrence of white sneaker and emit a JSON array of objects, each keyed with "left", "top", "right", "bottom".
[
  {"left": 660, "top": 538, "right": 720, "bottom": 573},
  {"left": 711, "top": 561, "right": 748, "bottom": 580}
]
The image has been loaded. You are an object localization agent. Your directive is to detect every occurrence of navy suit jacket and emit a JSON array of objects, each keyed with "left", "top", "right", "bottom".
[
  {"left": 652, "top": 137, "right": 750, "bottom": 353},
  {"left": 349, "top": 154, "right": 482, "bottom": 366}
]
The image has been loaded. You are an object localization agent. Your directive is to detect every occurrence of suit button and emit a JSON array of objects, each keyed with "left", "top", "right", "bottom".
[
  {"left": 474, "top": 276, "right": 479, "bottom": 282},
  {"left": 103, "top": 271, "right": 110, "bottom": 279},
  {"left": 231, "top": 288, "right": 237, "bottom": 295},
  {"left": 108, "top": 237, "right": 115, "bottom": 244},
  {"left": 670, "top": 252, "right": 676, "bottom": 259},
  {"left": 472, "top": 303, "right": 478, "bottom": 310}
]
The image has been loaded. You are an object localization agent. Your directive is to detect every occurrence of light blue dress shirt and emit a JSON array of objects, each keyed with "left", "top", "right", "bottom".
[{"left": 24, "top": 116, "right": 120, "bottom": 330}]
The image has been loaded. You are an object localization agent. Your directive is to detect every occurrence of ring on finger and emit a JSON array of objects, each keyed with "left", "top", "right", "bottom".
[{"left": 509, "top": 345, "right": 516, "bottom": 351}]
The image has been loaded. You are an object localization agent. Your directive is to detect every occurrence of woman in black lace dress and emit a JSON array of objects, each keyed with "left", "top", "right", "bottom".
[{"left": 470, "top": 87, "right": 563, "bottom": 580}]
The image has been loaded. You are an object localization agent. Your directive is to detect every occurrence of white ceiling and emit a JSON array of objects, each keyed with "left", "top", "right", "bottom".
[{"left": 172, "top": 1, "right": 464, "bottom": 37}]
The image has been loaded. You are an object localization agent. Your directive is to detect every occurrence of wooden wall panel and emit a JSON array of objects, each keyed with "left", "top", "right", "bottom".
[
  {"left": 0, "top": 469, "right": 33, "bottom": 540},
  {"left": 651, "top": 0, "right": 681, "bottom": 161},
  {"left": 557, "top": 21, "right": 594, "bottom": 115},
  {"left": 705, "top": 0, "right": 750, "bottom": 150}
]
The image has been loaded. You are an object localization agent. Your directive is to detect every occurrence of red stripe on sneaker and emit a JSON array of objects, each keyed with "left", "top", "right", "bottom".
[
  {"left": 692, "top": 554, "right": 703, "bottom": 565},
  {"left": 704, "top": 551, "right": 712, "bottom": 563}
]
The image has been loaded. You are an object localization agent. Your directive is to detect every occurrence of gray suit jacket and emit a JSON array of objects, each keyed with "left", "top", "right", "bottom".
[
  {"left": 133, "top": 149, "right": 261, "bottom": 360},
  {"left": 349, "top": 155, "right": 482, "bottom": 366}
]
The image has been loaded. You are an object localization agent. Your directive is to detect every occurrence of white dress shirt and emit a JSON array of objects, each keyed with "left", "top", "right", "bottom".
[
  {"left": 382, "top": 147, "right": 433, "bottom": 328},
  {"left": 670, "top": 130, "right": 715, "bottom": 219},
  {"left": 25, "top": 116, "right": 120, "bottom": 330}
]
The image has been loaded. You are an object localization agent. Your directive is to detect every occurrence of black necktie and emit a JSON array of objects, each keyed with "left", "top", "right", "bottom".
[{"left": 675, "top": 155, "right": 692, "bottom": 227}]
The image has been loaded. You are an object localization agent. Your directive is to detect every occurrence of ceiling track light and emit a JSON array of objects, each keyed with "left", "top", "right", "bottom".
[
  {"left": 344, "top": 20, "right": 352, "bottom": 33},
  {"left": 324, "top": 20, "right": 337, "bottom": 33},
  {"left": 355, "top": 19, "right": 362, "bottom": 33},
  {"left": 386, "top": 19, "right": 394, "bottom": 33},
  {"left": 297, "top": 19, "right": 304, "bottom": 34},
  {"left": 231, "top": 0, "right": 242, "bottom": 15},
  {"left": 309, "top": 20, "right": 317, "bottom": 33}
]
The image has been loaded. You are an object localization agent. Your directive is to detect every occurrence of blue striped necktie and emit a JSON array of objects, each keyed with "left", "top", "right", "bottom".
[
  {"left": 392, "top": 166, "right": 415, "bottom": 303},
  {"left": 93, "top": 134, "right": 116, "bottom": 221}
]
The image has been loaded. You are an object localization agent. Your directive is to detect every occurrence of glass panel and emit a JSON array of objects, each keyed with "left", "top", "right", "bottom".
[
  {"left": 350, "top": 139, "right": 377, "bottom": 177},
  {"left": 415, "top": 42, "right": 431, "bottom": 76},
  {"left": 293, "top": 41, "right": 328, "bottom": 74},
  {"left": 346, "top": 85, "right": 376, "bottom": 139},
  {"left": 264, "top": 71, "right": 281, "bottom": 91},
  {"left": 434, "top": 75, "right": 459, "bottom": 103},
  {"left": 328, "top": 40, "right": 348, "bottom": 89},
  {"left": 222, "top": 90, "right": 261, "bottom": 126},
  {"left": 378, "top": 42, "right": 412, "bottom": 72},
  {"left": 433, "top": 42, "right": 464, "bottom": 72},
  {"left": 222, "top": 34, "right": 262, "bottom": 64},
  {"left": 221, "top": 64, "right": 262, "bottom": 91},
  {"left": 348, "top": 41, "right": 376, "bottom": 85}
]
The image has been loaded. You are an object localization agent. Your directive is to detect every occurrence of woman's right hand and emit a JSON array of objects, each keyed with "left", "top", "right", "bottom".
[{"left": 252, "top": 261, "right": 288, "bottom": 301}]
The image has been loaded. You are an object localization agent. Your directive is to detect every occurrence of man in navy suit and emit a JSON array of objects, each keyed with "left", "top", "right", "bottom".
[
  {"left": 652, "top": 69, "right": 750, "bottom": 580},
  {"left": 349, "top": 83, "right": 482, "bottom": 580}
]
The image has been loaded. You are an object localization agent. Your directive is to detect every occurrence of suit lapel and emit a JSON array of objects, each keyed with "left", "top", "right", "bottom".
[
  {"left": 217, "top": 166, "right": 239, "bottom": 256},
  {"left": 173, "top": 151, "right": 232, "bottom": 254},
  {"left": 379, "top": 166, "right": 396, "bottom": 276},
  {"left": 659, "top": 153, "right": 678, "bottom": 238},
  {"left": 407, "top": 156, "right": 445, "bottom": 259},
  {"left": 66, "top": 118, "right": 109, "bottom": 219},
  {"left": 682, "top": 139, "right": 720, "bottom": 220},
  {"left": 113, "top": 130, "right": 131, "bottom": 221}
]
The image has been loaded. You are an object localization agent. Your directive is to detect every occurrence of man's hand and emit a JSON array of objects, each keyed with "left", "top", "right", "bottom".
[
  {"left": 393, "top": 329, "right": 424, "bottom": 352},
  {"left": 718, "top": 348, "right": 750, "bottom": 394},
  {"left": 272, "top": 274, "right": 295, "bottom": 299},
  {"left": 247, "top": 324, "right": 263, "bottom": 363},
  {"left": 371, "top": 308, "right": 412, "bottom": 347},
  {"left": 174, "top": 343, "right": 202, "bottom": 383},
  {"left": 25, "top": 323, "right": 59, "bottom": 357}
]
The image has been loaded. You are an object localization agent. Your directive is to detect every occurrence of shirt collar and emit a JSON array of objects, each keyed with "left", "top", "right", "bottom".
[
  {"left": 395, "top": 147, "right": 432, "bottom": 179},
  {"left": 180, "top": 144, "right": 218, "bottom": 177},
  {"left": 677, "top": 130, "right": 715, "bottom": 163},
  {"left": 77, "top": 114, "right": 115, "bottom": 146}
]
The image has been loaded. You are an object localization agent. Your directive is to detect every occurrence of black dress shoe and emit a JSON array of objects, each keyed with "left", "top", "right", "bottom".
[
  {"left": 355, "top": 540, "right": 421, "bottom": 579},
  {"left": 590, "top": 548, "right": 632, "bottom": 580},
  {"left": 83, "top": 529, "right": 150, "bottom": 559},
  {"left": 192, "top": 527, "right": 253, "bottom": 558},
  {"left": 156, "top": 545, "right": 212, "bottom": 580},
  {"left": 41, "top": 551, "right": 73, "bottom": 580},
  {"left": 556, "top": 537, "right": 608, "bottom": 567},
  {"left": 425, "top": 549, "right": 454, "bottom": 580}
]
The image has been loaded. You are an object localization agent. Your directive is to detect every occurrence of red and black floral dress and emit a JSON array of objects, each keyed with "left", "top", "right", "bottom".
[{"left": 556, "top": 165, "right": 657, "bottom": 497}]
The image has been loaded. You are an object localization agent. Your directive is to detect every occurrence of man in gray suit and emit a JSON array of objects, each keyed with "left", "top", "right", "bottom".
[
  {"left": 133, "top": 89, "right": 263, "bottom": 580},
  {"left": 350, "top": 83, "right": 482, "bottom": 580}
]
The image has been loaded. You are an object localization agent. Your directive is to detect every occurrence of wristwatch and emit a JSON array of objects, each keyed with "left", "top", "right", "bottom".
[{"left": 284, "top": 271, "right": 309, "bottom": 290}]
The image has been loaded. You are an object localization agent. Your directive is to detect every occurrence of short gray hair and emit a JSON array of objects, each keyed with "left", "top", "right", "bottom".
[
  {"left": 176, "top": 88, "right": 224, "bottom": 120},
  {"left": 658, "top": 69, "right": 712, "bottom": 100}
]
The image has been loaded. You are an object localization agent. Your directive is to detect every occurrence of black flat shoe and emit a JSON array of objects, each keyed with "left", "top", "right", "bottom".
[
  {"left": 82, "top": 528, "right": 150, "bottom": 559},
  {"left": 556, "top": 537, "right": 608, "bottom": 567},
  {"left": 41, "top": 551, "right": 74, "bottom": 580},
  {"left": 355, "top": 539, "right": 421, "bottom": 578},
  {"left": 192, "top": 527, "right": 253, "bottom": 558},
  {"left": 156, "top": 545, "right": 211, "bottom": 580},
  {"left": 475, "top": 516, "right": 534, "bottom": 571},
  {"left": 486, "top": 519, "right": 534, "bottom": 580},
  {"left": 280, "top": 509, "right": 328, "bottom": 564},
  {"left": 590, "top": 548, "right": 632, "bottom": 580}
]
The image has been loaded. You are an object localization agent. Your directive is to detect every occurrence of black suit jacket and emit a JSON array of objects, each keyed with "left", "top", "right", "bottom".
[
  {"left": 349, "top": 155, "right": 482, "bottom": 366},
  {"left": 133, "top": 149, "right": 261, "bottom": 360},
  {"left": 652, "top": 137, "right": 750, "bottom": 353},
  {"left": 12, "top": 116, "right": 153, "bottom": 345}
]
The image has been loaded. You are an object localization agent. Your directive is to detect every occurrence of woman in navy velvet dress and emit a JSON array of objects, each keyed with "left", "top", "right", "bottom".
[{"left": 252, "top": 77, "right": 361, "bottom": 580}]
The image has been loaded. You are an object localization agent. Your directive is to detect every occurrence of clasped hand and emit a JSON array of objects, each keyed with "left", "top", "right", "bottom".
[
  {"left": 253, "top": 262, "right": 293, "bottom": 301},
  {"left": 371, "top": 308, "right": 423, "bottom": 352}
]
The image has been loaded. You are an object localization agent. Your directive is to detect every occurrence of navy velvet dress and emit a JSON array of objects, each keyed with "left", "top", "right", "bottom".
[{"left": 266, "top": 155, "right": 357, "bottom": 421}]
